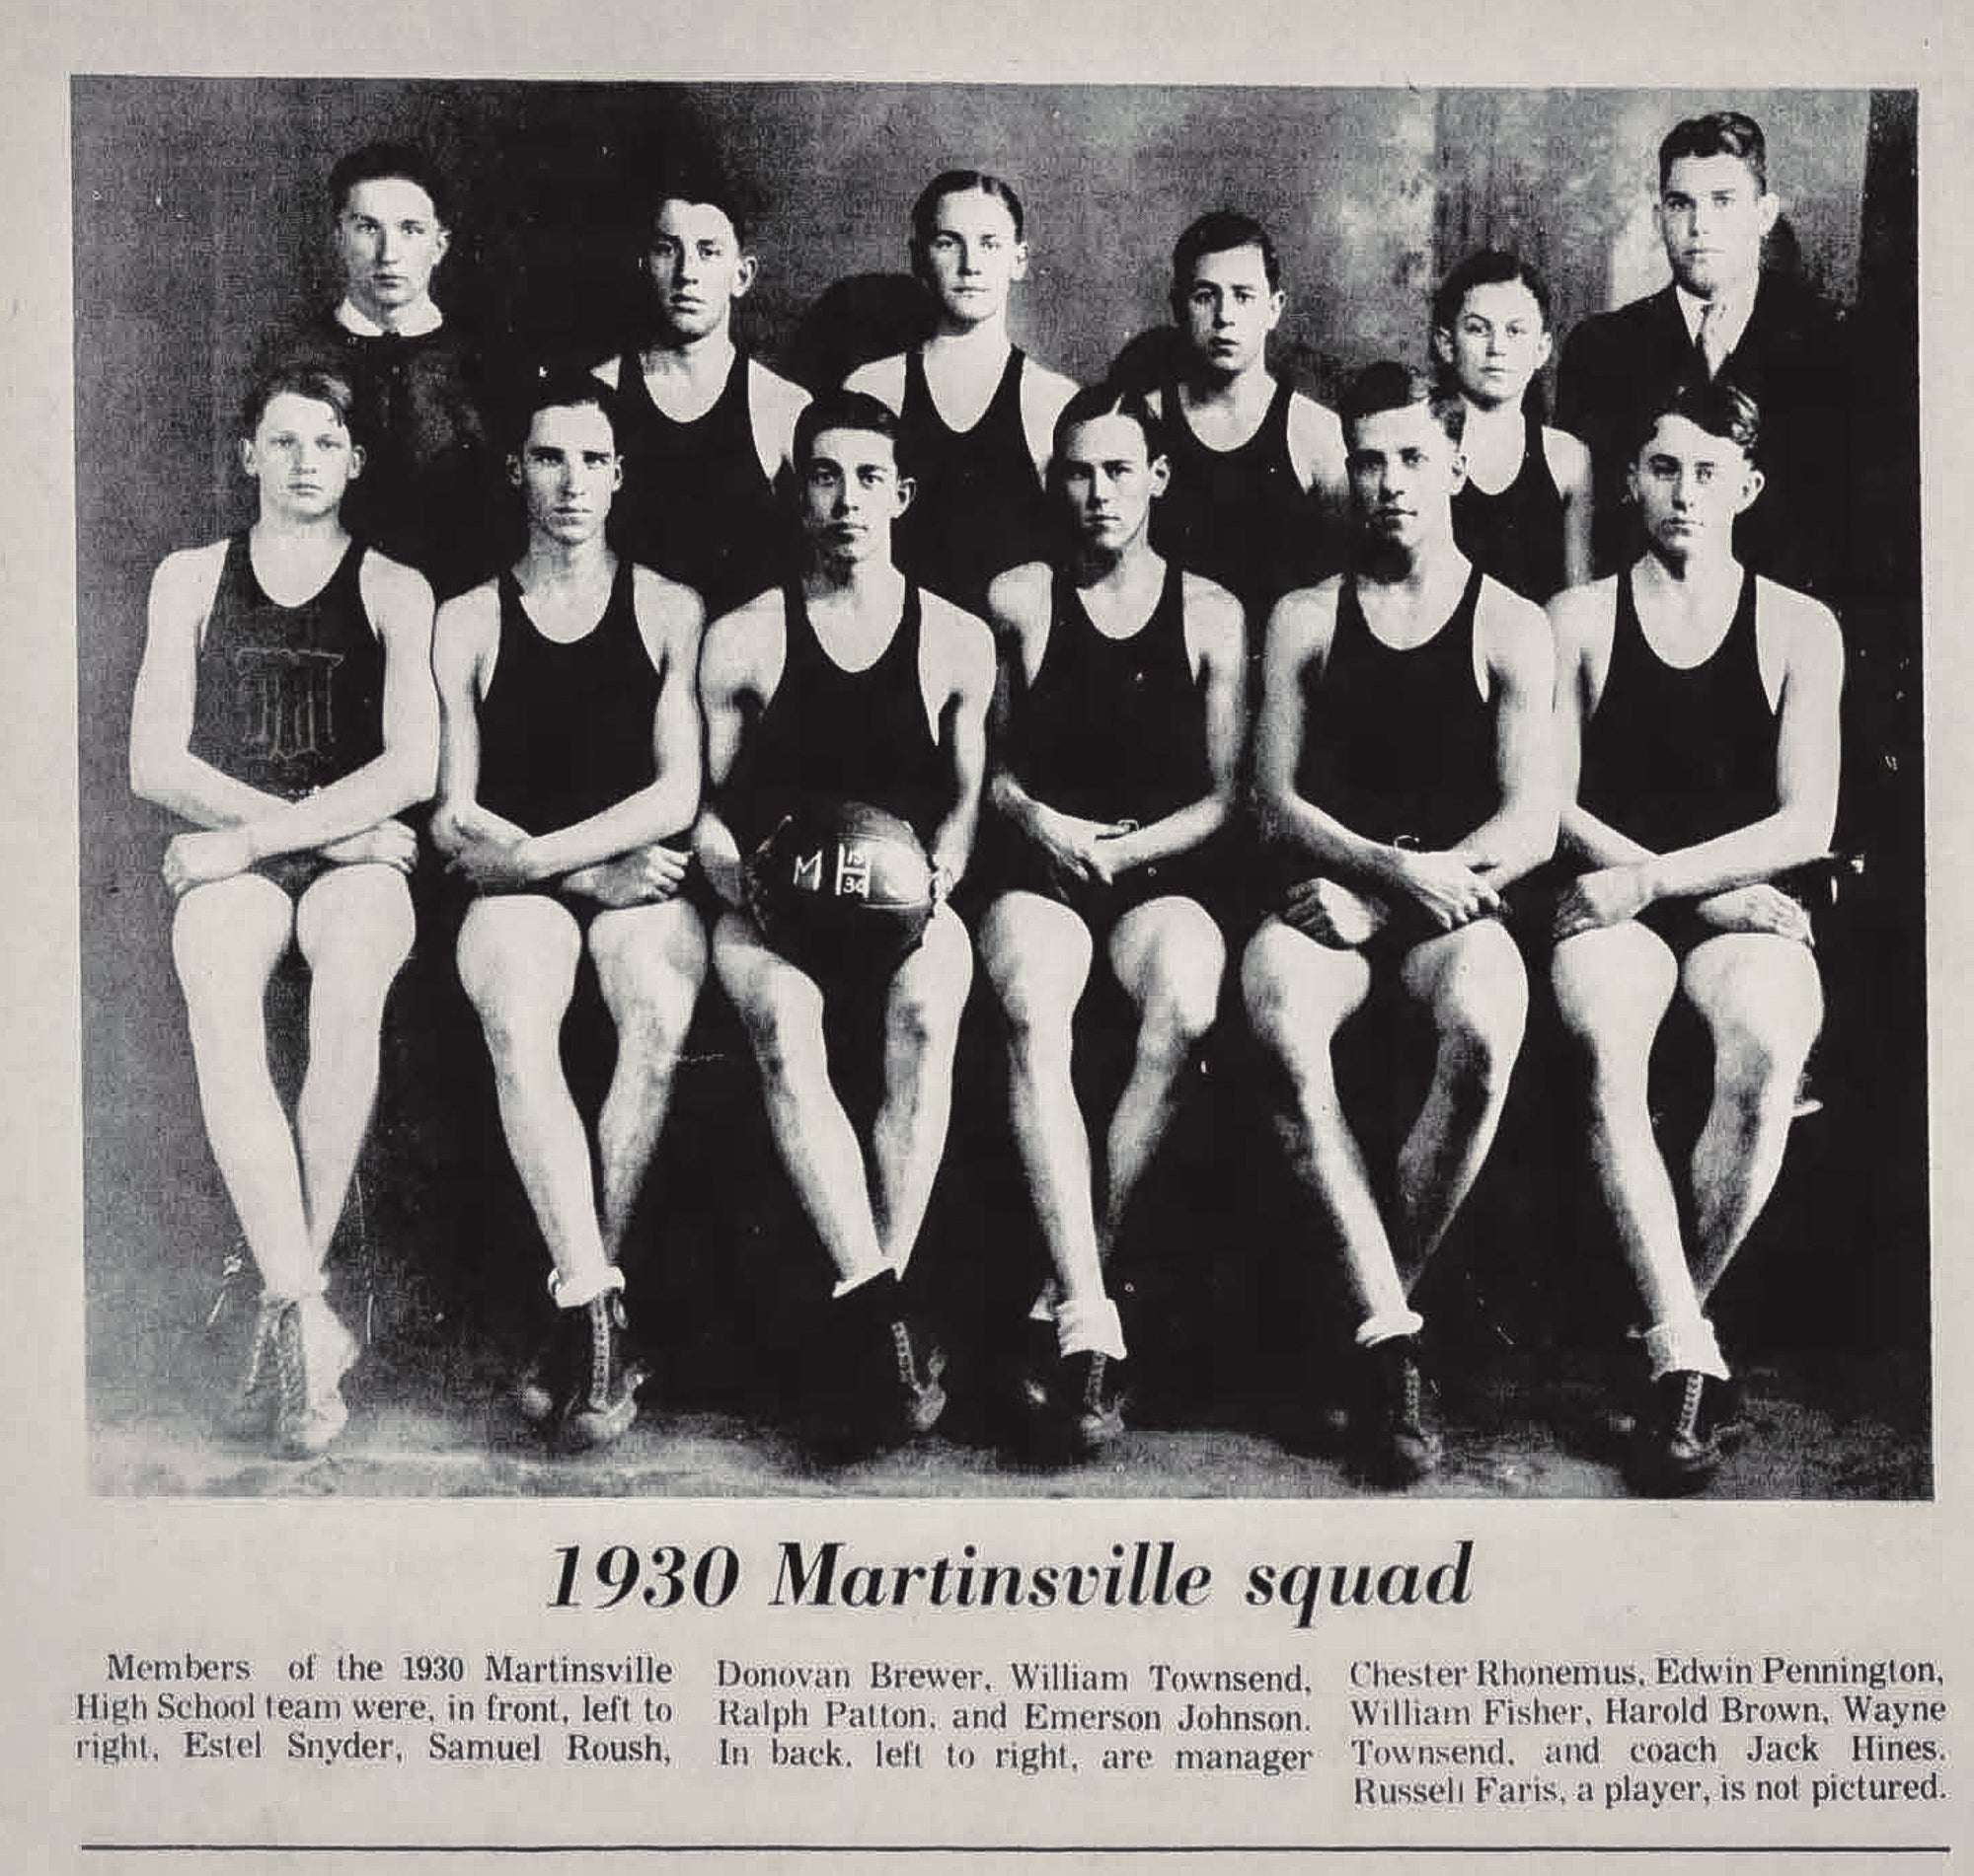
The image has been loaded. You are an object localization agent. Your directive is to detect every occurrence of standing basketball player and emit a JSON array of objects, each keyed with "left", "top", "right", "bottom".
[
  {"left": 978, "top": 384, "right": 1246, "bottom": 1453},
  {"left": 129, "top": 364, "right": 439, "bottom": 1457},
  {"left": 430, "top": 376, "right": 706, "bottom": 1451},
  {"left": 1431, "top": 250, "right": 1593, "bottom": 602},
  {"left": 1549, "top": 381, "right": 1841, "bottom": 1494},
  {"left": 1242, "top": 363, "right": 1555, "bottom": 1484},
  {"left": 1138, "top": 211, "right": 1348, "bottom": 630},
  {"left": 595, "top": 167, "right": 809, "bottom": 621},
  {"left": 275, "top": 142, "right": 496, "bottom": 599},
  {"left": 695, "top": 390, "right": 995, "bottom": 1450},
  {"left": 845, "top": 170, "right": 1077, "bottom": 616}
]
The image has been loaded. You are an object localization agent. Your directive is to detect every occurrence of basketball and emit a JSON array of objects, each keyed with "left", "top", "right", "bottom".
[{"left": 747, "top": 799, "right": 937, "bottom": 979}]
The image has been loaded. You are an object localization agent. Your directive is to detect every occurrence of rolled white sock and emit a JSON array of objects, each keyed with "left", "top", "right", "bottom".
[
  {"left": 1643, "top": 1315, "right": 1729, "bottom": 1383},
  {"left": 1056, "top": 1296, "right": 1127, "bottom": 1362},
  {"left": 830, "top": 1262, "right": 894, "bottom": 1302},
  {"left": 1356, "top": 1308, "right": 1425, "bottom": 1349},
  {"left": 549, "top": 1263, "right": 625, "bottom": 1311}
]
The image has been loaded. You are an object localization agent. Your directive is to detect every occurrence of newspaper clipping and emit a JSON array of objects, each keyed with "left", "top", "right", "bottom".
[{"left": 5, "top": 3, "right": 1966, "bottom": 1870}]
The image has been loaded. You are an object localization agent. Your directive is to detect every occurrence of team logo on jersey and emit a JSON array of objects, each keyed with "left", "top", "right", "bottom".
[{"left": 231, "top": 645, "right": 344, "bottom": 764}]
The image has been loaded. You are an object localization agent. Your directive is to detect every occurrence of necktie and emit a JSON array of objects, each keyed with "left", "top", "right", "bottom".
[{"left": 1696, "top": 300, "right": 1729, "bottom": 380}]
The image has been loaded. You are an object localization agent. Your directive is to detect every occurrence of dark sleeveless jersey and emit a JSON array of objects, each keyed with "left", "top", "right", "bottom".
[
  {"left": 1151, "top": 374, "right": 1331, "bottom": 625},
  {"left": 188, "top": 533, "right": 384, "bottom": 800},
  {"left": 475, "top": 559, "right": 659, "bottom": 838},
  {"left": 610, "top": 348, "right": 792, "bottom": 620},
  {"left": 1451, "top": 413, "right": 1568, "bottom": 604},
  {"left": 723, "top": 581, "right": 949, "bottom": 852},
  {"left": 1295, "top": 564, "right": 1494, "bottom": 853},
  {"left": 1578, "top": 567, "right": 1779, "bottom": 860},
  {"left": 1008, "top": 562, "right": 1209, "bottom": 826},
  {"left": 893, "top": 346, "right": 1055, "bottom": 616}
]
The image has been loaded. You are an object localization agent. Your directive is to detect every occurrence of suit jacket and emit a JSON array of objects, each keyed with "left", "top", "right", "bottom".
[
  {"left": 1556, "top": 276, "right": 1853, "bottom": 602},
  {"left": 258, "top": 312, "right": 507, "bottom": 601}
]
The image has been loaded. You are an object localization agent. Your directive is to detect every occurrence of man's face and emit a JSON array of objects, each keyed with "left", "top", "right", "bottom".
[
  {"left": 336, "top": 177, "right": 449, "bottom": 324},
  {"left": 512, "top": 402, "right": 621, "bottom": 548},
  {"left": 1434, "top": 278, "right": 1552, "bottom": 412},
  {"left": 1346, "top": 400, "right": 1464, "bottom": 554},
  {"left": 645, "top": 199, "right": 755, "bottom": 342},
  {"left": 1057, "top": 413, "right": 1168, "bottom": 553},
  {"left": 1177, "top": 244, "right": 1283, "bottom": 377},
  {"left": 242, "top": 392, "right": 362, "bottom": 522},
  {"left": 918, "top": 188, "right": 1027, "bottom": 327},
  {"left": 799, "top": 426, "right": 911, "bottom": 566},
  {"left": 1658, "top": 153, "right": 1778, "bottom": 300},
  {"left": 1628, "top": 413, "right": 1762, "bottom": 563}
]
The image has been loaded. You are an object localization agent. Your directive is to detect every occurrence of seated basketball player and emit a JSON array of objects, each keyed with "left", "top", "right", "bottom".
[
  {"left": 978, "top": 385, "right": 1246, "bottom": 1453},
  {"left": 430, "top": 375, "right": 706, "bottom": 1451},
  {"left": 1431, "top": 250, "right": 1593, "bottom": 601},
  {"left": 1242, "top": 363, "right": 1555, "bottom": 1483},
  {"left": 1549, "top": 380, "right": 1841, "bottom": 1494},
  {"left": 1135, "top": 210, "right": 1349, "bottom": 629},
  {"left": 845, "top": 170, "right": 1077, "bottom": 615},
  {"left": 594, "top": 163, "right": 809, "bottom": 621},
  {"left": 695, "top": 390, "right": 995, "bottom": 1450},
  {"left": 129, "top": 363, "right": 439, "bottom": 1457}
]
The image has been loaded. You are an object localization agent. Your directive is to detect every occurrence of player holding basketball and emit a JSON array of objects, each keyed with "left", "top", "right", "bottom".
[
  {"left": 1549, "top": 380, "right": 1841, "bottom": 1494},
  {"left": 595, "top": 165, "right": 809, "bottom": 621},
  {"left": 129, "top": 363, "right": 439, "bottom": 1457},
  {"left": 1431, "top": 250, "right": 1593, "bottom": 601},
  {"left": 695, "top": 390, "right": 995, "bottom": 1450},
  {"left": 1140, "top": 211, "right": 1349, "bottom": 629},
  {"left": 1242, "top": 363, "right": 1555, "bottom": 1484},
  {"left": 978, "top": 384, "right": 1246, "bottom": 1453},
  {"left": 430, "top": 376, "right": 706, "bottom": 1452},
  {"left": 846, "top": 170, "right": 1077, "bottom": 616}
]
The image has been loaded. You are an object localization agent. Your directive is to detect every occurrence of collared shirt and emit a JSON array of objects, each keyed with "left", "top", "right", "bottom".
[
  {"left": 333, "top": 294, "right": 444, "bottom": 339},
  {"left": 1674, "top": 281, "right": 1756, "bottom": 364}
]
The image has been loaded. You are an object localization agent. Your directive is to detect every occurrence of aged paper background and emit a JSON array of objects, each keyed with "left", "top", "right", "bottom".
[{"left": 4, "top": 0, "right": 1968, "bottom": 1871}]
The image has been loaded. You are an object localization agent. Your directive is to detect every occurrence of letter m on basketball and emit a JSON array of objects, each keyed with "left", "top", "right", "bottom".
[{"left": 791, "top": 850, "right": 824, "bottom": 892}]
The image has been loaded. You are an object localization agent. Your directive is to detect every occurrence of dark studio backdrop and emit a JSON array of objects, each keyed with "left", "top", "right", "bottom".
[{"left": 72, "top": 82, "right": 1926, "bottom": 1476}]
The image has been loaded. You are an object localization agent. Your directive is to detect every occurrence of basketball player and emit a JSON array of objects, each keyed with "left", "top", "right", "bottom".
[
  {"left": 695, "top": 390, "right": 995, "bottom": 1450},
  {"left": 1431, "top": 250, "right": 1593, "bottom": 601},
  {"left": 1138, "top": 211, "right": 1348, "bottom": 628},
  {"left": 275, "top": 142, "right": 496, "bottom": 599},
  {"left": 1242, "top": 363, "right": 1555, "bottom": 1484},
  {"left": 594, "top": 167, "right": 809, "bottom": 621},
  {"left": 1549, "top": 381, "right": 1841, "bottom": 1493},
  {"left": 845, "top": 170, "right": 1077, "bottom": 616},
  {"left": 430, "top": 376, "right": 706, "bottom": 1451},
  {"left": 1556, "top": 111, "right": 1852, "bottom": 596},
  {"left": 129, "top": 363, "right": 439, "bottom": 1457},
  {"left": 978, "top": 384, "right": 1246, "bottom": 1453}
]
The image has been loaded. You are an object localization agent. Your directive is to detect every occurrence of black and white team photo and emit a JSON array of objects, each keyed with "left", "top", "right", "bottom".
[{"left": 74, "top": 82, "right": 1926, "bottom": 1499}]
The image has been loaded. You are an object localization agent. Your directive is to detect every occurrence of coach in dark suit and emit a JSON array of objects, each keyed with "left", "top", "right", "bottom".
[{"left": 1556, "top": 112, "right": 1852, "bottom": 601}]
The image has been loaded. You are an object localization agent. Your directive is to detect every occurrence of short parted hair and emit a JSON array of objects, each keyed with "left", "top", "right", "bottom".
[
  {"left": 910, "top": 170, "right": 1026, "bottom": 249},
  {"left": 329, "top": 141, "right": 451, "bottom": 225},
  {"left": 1633, "top": 376, "right": 1763, "bottom": 464},
  {"left": 1171, "top": 210, "right": 1281, "bottom": 296},
  {"left": 241, "top": 362, "right": 358, "bottom": 438},
  {"left": 1051, "top": 381, "right": 1168, "bottom": 464},
  {"left": 795, "top": 390, "right": 904, "bottom": 475},
  {"left": 644, "top": 159, "right": 757, "bottom": 247},
  {"left": 503, "top": 370, "right": 624, "bottom": 454},
  {"left": 1339, "top": 361, "right": 1466, "bottom": 449},
  {"left": 1659, "top": 111, "right": 1768, "bottom": 195},
  {"left": 1430, "top": 249, "right": 1553, "bottom": 337}
]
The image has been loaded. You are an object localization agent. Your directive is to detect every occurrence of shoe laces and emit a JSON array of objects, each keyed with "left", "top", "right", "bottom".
[
  {"left": 1674, "top": 1371, "right": 1706, "bottom": 1441},
  {"left": 586, "top": 1298, "right": 616, "bottom": 1406},
  {"left": 273, "top": 1302, "right": 307, "bottom": 1422},
  {"left": 889, "top": 1319, "right": 920, "bottom": 1391},
  {"left": 1083, "top": 1352, "right": 1109, "bottom": 1412}
]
